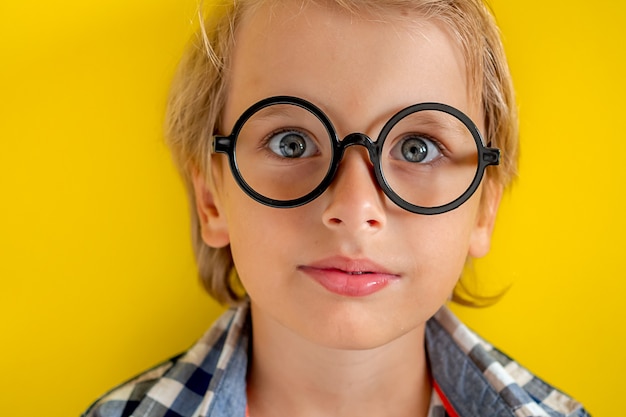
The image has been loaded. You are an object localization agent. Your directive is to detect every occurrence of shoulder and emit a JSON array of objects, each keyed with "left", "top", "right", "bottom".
[
  {"left": 80, "top": 357, "right": 179, "bottom": 417},
  {"left": 426, "top": 307, "right": 591, "bottom": 417},
  {"left": 82, "top": 306, "right": 250, "bottom": 417}
]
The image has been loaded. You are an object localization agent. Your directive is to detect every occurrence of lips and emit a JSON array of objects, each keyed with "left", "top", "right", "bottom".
[{"left": 298, "top": 257, "right": 399, "bottom": 297}]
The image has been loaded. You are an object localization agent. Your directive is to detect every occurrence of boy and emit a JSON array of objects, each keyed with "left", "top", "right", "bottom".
[{"left": 83, "top": 0, "right": 589, "bottom": 416}]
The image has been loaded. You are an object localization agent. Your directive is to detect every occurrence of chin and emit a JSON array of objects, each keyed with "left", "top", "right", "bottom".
[{"left": 300, "top": 312, "right": 425, "bottom": 352}]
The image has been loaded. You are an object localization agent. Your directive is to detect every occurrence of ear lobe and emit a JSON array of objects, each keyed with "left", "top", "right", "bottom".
[
  {"left": 192, "top": 169, "right": 230, "bottom": 248},
  {"left": 468, "top": 180, "right": 503, "bottom": 258}
]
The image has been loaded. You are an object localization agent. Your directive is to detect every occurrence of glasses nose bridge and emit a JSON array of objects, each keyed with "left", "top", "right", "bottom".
[{"left": 338, "top": 132, "right": 378, "bottom": 164}]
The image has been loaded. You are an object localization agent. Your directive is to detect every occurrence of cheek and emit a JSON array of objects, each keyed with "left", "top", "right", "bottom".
[
  {"left": 404, "top": 204, "right": 480, "bottom": 283},
  {"left": 224, "top": 188, "right": 296, "bottom": 275},
  {"left": 226, "top": 205, "right": 313, "bottom": 311},
  {"left": 226, "top": 205, "right": 278, "bottom": 295}
]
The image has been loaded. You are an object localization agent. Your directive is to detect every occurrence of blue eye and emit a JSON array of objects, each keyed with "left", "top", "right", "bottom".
[
  {"left": 268, "top": 130, "right": 318, "bottom": 158},
  {"left": 392, "top": 135, "right": 442, "bottom": 163}
]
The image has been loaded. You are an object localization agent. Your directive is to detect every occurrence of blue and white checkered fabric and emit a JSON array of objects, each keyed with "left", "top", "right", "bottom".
[
  {"left": 82, "top": 305, "right": 589, "bottom": 417},
  {"left": 428, "top": 308, "right": 590, "bottom": 417}
]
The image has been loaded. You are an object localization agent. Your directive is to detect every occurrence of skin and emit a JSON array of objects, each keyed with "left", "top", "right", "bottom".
[{"left": 193, "top": 2, "right": 502, "bottom": 416}]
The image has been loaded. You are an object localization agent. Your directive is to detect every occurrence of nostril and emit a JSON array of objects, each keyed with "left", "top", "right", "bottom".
[
  {"left": 367, "top": 219, "right": 380, "bottom": 227},
  {"left": 325, "top": 216, "right": 381, "bottom": 228}
]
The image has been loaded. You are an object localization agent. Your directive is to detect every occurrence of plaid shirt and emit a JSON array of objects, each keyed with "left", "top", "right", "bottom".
[{"left": 82, "top": 305, "right": 590, "bottom": 417}]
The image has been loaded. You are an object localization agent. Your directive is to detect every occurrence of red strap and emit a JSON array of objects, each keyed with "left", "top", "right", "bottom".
[{"left": 433, "top": 379, "right": 460, "bottom": 417}]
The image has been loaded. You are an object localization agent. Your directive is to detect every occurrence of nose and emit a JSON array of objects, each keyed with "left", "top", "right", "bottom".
[{"left": 321, "top": 144, "right": 387, "bottom": 232}]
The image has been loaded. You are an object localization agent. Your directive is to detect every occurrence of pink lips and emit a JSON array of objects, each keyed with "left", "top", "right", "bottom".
[{"left": 298, "top": 257, "right": 399, "bottom": 297}]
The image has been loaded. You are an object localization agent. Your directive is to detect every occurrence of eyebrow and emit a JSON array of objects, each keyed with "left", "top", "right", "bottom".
[
  {"left": 396, "top": 112, "right": 470, "bottom": 136},
  {"left": 239, "top": 102, "right": 473, "bottom": 141},
  {"left": 248, "top": 105, "right": 311, "bottom": 121}
]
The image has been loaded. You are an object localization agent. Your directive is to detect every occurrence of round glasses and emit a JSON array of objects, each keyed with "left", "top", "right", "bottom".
[{"left": 212, "top": 96, "right": 500, "bottom": 215}]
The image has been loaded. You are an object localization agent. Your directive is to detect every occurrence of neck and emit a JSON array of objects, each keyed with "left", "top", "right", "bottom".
[{"left": 246, "top": 305, "right": 432, "bottom": 417}]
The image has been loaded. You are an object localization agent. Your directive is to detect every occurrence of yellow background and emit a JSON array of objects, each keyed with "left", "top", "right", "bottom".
[{"left": 1, "top": 1, "right": 623, "bottom": 415}]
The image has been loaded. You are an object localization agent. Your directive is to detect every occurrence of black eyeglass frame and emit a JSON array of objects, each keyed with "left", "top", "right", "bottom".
[{"left": 212, "top": 95, "right": 500, "bottom": 215}]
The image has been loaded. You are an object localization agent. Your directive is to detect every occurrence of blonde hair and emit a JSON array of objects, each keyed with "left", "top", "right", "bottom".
[{"left": 165, "top": 0, "right": 519, "bottom": 305}]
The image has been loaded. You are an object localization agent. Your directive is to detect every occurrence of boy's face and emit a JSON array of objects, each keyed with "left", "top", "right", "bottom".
[{"left": 195, "top": 2, "right": 500, "bottom": 349}]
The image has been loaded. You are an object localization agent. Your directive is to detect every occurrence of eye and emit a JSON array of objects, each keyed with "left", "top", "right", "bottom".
[
  {"left": 267, "top": 129, "right": 318, "bottom": 158},
  {"left": 391, "top": 135, "right": 442, "bottom": 163}
]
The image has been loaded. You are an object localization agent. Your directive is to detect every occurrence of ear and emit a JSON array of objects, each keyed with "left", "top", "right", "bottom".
[
  {"left": 468, "top": 179, "right": 503, "bottom": 258},
  {"left": 191, "top": 169, "right": 231, "bottom": 248}
]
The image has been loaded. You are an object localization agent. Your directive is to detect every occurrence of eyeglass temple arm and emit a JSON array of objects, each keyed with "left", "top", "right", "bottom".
[
  {"left": 212, "top": 135, "right": 232, "bottom": 154},
  {"left": 482, "top": 146, "right": 500, "bottom": 166}
]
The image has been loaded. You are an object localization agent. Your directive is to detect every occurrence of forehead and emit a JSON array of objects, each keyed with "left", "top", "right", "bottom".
[{"left": 224, "top": 0, "right": 480, "bottom": 133}]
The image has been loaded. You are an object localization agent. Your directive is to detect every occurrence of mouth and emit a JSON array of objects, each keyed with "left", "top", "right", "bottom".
[{"left": 298, "top": 257, "right": 399, "bottom": 297}]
